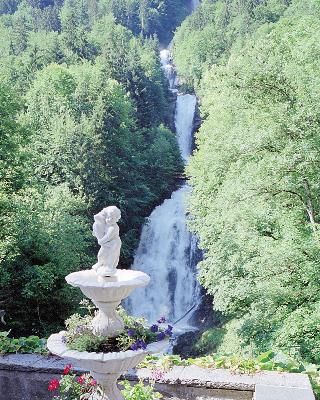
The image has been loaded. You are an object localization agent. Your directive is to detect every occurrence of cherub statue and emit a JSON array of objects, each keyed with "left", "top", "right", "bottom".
[{"left": 92, "top": 206, "right": 121, "bottom": 277}]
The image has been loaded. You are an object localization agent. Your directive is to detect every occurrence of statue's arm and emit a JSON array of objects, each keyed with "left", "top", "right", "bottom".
[{"left": 98, "top": 225, "right": 118, "bottom": 245}]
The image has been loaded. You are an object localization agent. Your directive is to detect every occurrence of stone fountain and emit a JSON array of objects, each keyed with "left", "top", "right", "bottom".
[{"left": 47, "top": 206, "right": 168, "bottom": 400}]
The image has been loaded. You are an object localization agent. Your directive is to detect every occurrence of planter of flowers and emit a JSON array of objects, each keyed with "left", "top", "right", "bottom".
[{"left": 48, "top": 303, "right": 171, "bottom": 400}]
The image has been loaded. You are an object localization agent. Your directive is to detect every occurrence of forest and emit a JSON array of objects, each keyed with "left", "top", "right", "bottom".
[
  {"left": 173, "top": 0, "right": 320, "bottom": 365},
  {"left": 0, "top": 0, "right": 187, "bottom": 336}
]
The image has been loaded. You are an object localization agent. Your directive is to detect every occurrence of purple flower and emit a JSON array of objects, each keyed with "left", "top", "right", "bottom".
[
  {"left": 150, "top": 324, "right": 159, "bottom": 333},
  {"left": 131, "top": 339, "right": 147, "bottom": 351},
  {"left": 157, "top": 316, "right": 166, "bottom": 324},
  {"left": 75, "top": 325, "right": 85, "bottom": 334},
  {"left": 127, "top": 329, "right": 136, "bottom": 337},
  {"left": 138, "top": 339, "right": 147, "bottom": 350},
  {"left": 157, "top": 332, "right": 166, "bottom": 341},
  {"left": 130, "top": 342, "right": 139, "bottom": 351},
  {"left": 130, "top": 342, "right": 137, "bottom": 350},
  {"left": 167, "top": 325, "right": 173, "bottom": 331}
]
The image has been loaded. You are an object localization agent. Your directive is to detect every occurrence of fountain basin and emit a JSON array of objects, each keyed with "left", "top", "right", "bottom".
[
  {"left": 66, "top": 269, "right": 150, "bottom": 337},
  {"left": 47, "top": 331, "right": 168, "bottom": 400},
  {"left": 48, "top": 331, "right": 168, "bottom": 373},
  {"left": 66, "top": 269, "right": 150, "bottom": 303}
]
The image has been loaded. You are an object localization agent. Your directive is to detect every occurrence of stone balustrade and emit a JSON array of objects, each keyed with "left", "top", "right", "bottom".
[{"left": 0, "top": 354, "right": 315, "bottom": 400}]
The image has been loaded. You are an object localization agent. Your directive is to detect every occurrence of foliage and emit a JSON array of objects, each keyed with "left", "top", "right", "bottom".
[
  {"left": 47, "top": 365, "right": 163, "bottom": 400},
  {"left": 64, "top": 302, "right": 172, "bottom": 353},
  {"left": 48, "top": 366, "right": 100, "bottom": 400},
  {"left": 0, "top": 0, "right": 188, "bottom": 43},
  {"left": 1, "top": 183, "right": 92, "bottom": 336},
  {"left": 64, "top": 300, "right": 105, "bottom": 352},
  {"left": 0, "top": 0, "right": 183, "bottom": 337},
  {"left": 193, "top": 328, "right": 226, "bottom": 355},
  {"left": 121, "top": 380, "right": 162, "bottom": 400},
  {"left": 172, "top": 0, "right": 320, "bottom": 367},
  {"left": 117, "top": 307, "right": 173, "bottom": 351},
  {"left": 139, "top": 352, "right": 320, "bottom": 398},
  {"left": 0, "top": 330, "right": 47, "bottom": 354},
  {"left": 173, "top": 0, "right": 291, "bottom": 88}
]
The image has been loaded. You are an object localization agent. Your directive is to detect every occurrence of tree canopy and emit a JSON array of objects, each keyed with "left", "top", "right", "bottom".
[
  {"left": 0, "top": 0, "right": 183, "bottom": 335},
  {"left": 174, "top": 0, "right": 320, "bottom": 364}
]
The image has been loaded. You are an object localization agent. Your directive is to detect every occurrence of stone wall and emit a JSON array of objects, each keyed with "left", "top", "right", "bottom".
[{"left": 0, "top": 354, "right": 315, "bottom": 400}]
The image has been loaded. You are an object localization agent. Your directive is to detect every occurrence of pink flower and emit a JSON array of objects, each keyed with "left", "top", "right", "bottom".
[
  {"left": 90, "top": 379, "right": 97, "bottom": 386},
  {"left": 48, "top": 379, "right": 60, "bottom": 391},
  {"left": 151, "top": 369, "right": 165, "bottom": 381},
  {"left": 63, "top": 364, "right": 72, "bottom": 375},
  {"left": 77, "top": 375, "right": 85, "bottom": 385}
]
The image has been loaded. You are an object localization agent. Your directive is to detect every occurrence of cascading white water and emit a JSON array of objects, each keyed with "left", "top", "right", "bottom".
[
  {"left": 176, "top": 94, "right": 197, "bottom": 162},
  {"left": 191, "top": 0, "right": 200, "bottom": 10},
  {"left": 160, "top": 49, "right": 176, "bottom": 89},
  {"left": 127, "top": 187, "right": 199, "bottom": 324},
  {"left": 127, "top": 38, "right": 201, "bottom": 327}
]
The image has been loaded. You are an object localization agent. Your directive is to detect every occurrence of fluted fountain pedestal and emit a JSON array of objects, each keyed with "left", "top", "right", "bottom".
[
  {"left": 91, "top": 372, "right": 123, "bottom": 400},
  {"left": 47, "top": 269, "right": 168, "bottom": 400},
  {"left": 91, "top": 300, "right": 124, "bottom": 337}
]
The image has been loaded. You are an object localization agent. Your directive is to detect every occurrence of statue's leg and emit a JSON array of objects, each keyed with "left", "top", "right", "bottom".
[{"left": 97, "top": 247, "right": 104, "bottom": 266}]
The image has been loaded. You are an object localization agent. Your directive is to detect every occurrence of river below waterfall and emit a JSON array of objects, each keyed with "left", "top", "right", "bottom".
[{"left": 126, "top": 2, "right": 201, "bottom": 330}]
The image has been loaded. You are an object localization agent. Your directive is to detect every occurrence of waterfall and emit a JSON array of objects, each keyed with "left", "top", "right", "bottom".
[
  {"left": 191, "top": 0, "right": 200, "bottom": 10},
  {"left": 127, "top": 40, "right": 201, "bottom": 327},
  {"left": 176, "top": 94, "right": 197, "bottom": 162},
  {"left": 127, "top": 187, "right": 199, "bottom": 324},
  {"left": 160, "top": 49, "right": 176, "bottom": 89}
]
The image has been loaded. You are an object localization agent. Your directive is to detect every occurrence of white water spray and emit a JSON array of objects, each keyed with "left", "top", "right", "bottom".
[
  {"left": 160, "top": 49, "right": 176, "bottom": 89},
  {"left": 127, "top": 2, "right": 201, "bottom": 328},
  {"left": 191, "top": 0, "right": 200, "bottom": 11},
  {"left": 176, "top": 94, "right": 197, "bottom": 162},
  {"left": 127, "top": 187, "right": 199, "bottom": 324}
]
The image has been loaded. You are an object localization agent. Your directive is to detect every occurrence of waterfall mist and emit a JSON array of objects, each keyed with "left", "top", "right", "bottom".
[{"left": 127, "top": 22, "right": 200, "bottom": 328}]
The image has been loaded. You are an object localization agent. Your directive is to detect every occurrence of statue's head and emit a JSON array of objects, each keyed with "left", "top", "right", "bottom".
[
  {"left": 93, "top": 212, "right": 104, "bottom": 222},
  {"left": 103, "top": 206, "right": 121, "bottom": 224}
]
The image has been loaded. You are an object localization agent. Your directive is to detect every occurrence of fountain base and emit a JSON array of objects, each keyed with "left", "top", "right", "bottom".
[{"left": 47, "top": 332, "right": 168, "bottom": 400}]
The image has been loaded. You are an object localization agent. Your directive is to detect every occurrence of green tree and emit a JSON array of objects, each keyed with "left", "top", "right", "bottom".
[
  {"left": 173, "top": 0, "right": 290, "bottom": 88},
  {"left": 0, "top": 81, "right": 92, "bottom": 336},
  {"left": 60, "top": 0, "right": 95, "bottom": 60},
  {"left": 185, "top": 3, "right": 320, "bottom": 363},
  {"left": 0, "top": 0, "right": 184, "bottom": 337}
]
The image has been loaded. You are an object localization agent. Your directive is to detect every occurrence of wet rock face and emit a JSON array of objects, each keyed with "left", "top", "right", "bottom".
[
  {"left": 189, "top": 291, "right": 222, "bottom": 331},
  {"left": 165, "top": 90, "right": 178, "bottom": 132},
  {"left": 193, "top": 101, "right": 202, "bottom": 132},
  {"left": 172, "top": 292, "right": 223, "bottom": 358},
  {"left": 192, "top": 100, "right": 201, "bottom": 151},
  {"left": 172, "top": 330, "right": 203, "bottom": 358}
]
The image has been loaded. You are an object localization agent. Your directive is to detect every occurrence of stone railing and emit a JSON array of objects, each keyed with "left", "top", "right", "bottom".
[{"left": 0, "top": 354, "right": 315, "bottom": 400}]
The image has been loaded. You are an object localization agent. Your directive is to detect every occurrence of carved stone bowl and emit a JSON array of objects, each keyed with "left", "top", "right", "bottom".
[
  {"left": 47, "top": 331, "right": 168, "bottom": 400},
  {"left": 66, "top": 269, "right": 150, "bottom": 337},
  {"left": 66, "top": 269, "right": 150, "bottom": 303}
]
